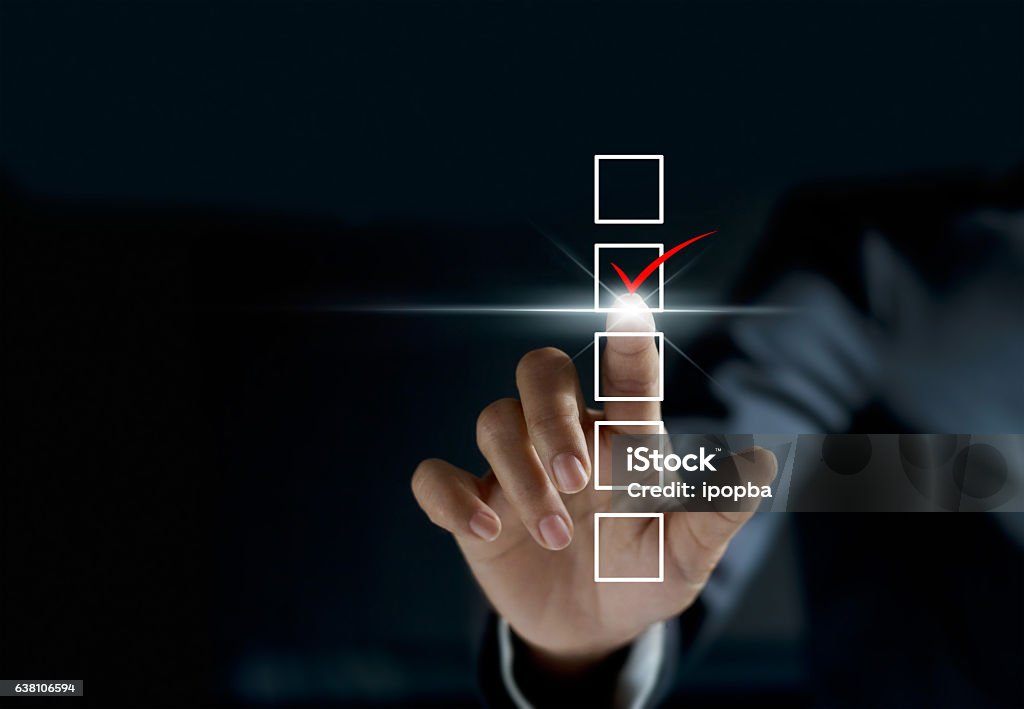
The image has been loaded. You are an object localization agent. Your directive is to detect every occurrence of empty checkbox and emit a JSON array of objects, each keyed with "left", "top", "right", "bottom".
[
  {"left": 594, "top": 512, "right": 664, "bottom": 582},
  {"left": 594, "top": 155, "right": 664, "bottom": 224}
]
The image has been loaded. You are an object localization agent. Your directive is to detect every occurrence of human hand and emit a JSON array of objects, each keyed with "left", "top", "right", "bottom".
[{"left": 412, "top": 295, "right": 777, "bottom": 669}]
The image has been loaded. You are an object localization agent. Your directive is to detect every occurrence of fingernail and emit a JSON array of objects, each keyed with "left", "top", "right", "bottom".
[
  {"left": 469, "top": 511, "right": 501, "bottom": 541},
  {"left": 552, "top": 453, "right": 588, "bottom": 492},
  {"left": 538, "top": 514, "right": 572, "bottom": 550}
]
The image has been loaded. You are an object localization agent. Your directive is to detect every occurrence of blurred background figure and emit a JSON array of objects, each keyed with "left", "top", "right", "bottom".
[{"left": 652, "top": 169, "right": 1024, "bottom": 707}]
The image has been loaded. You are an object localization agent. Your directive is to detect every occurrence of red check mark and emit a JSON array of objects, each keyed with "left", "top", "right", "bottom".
[{"left": 609, "top": 230, "right": 716, "bottom": 293}]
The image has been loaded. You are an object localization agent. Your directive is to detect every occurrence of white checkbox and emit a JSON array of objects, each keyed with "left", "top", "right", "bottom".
[
  {"left": 593, "top": 420, "right": 667, "bottom": 491},
  {"left": 593, "top": 154, "right": 664, "bottom": 224},
  {"left": 594, "top": 512, "right": 664, "bottom": 582},
  {"left": 594, "top": 331, "right": 665, "bottom": 402},
  {"left": 593, "top": 243, "right": 665, "bottom": 312}
]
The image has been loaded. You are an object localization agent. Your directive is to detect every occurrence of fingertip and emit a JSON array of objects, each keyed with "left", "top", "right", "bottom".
[
  {"left": 606, "top": 293, "right": 655, "bottom": 334},
  {"left": 614, "top": 292, "right": 650, "bottom": 310}
]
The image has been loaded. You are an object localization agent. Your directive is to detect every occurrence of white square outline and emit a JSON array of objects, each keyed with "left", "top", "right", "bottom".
[
  {"left": 593, "top": 420, "right": 667, "bottom": 491},
  {"left": 594, "top": 332, "right": 665, "bottom": 402},
  {"left": 593, "top": 243, "right": 665, "bottom": 313},
  {"left": 593, "top": 154, "right": 664, "bottom": 225},
  {"left": 594, "top": 512, "right": 664, "bottom": 583}
]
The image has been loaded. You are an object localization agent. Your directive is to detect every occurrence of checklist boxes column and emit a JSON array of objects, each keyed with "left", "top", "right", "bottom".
[{"left": 590, "top": 154, "right": 668, "bottom": 583}]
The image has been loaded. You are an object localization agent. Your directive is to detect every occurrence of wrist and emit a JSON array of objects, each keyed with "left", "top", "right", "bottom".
[
  {"left": 521, "top": 637, "right": 631, "bottom": 676},
  {"left": 510, "top": 624, "right": 643, "bottom": 678},
  {"left": 507, "top": 626, "right": 634, "bottom": 705}
]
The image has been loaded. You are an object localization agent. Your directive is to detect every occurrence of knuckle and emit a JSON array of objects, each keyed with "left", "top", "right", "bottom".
[
  {"left": 678, "top": 541, "right": 725, "bottom": 589},
  {"left": 476, "top": 398, "right": 521, "bottom": 447},
  {"left": 603, "top": 369, "right": 658, "bottom": 398},
  {"left": 516, "top": 347, "right": 570, "bottom": 381},
  {"left": 525, "top": 408, "right": 580, "bottom": 440},
  {"left": 690, "top": 555, "right": 719, "bottom": 586},
  {"left": 410, "top": 459, "right": 440, "bottom": 502},
  {"left": 410, "top": 460, "right": 450, "bottom": 529}
]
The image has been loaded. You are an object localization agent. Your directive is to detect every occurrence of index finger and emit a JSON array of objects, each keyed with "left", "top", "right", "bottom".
[{"left": 600, "top": 293, "right": 662, "bottom": 424}]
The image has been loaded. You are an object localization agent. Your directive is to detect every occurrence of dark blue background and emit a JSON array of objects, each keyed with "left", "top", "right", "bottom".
[{"left": 1, "top": 0, "right": 1021, "bottom": 705}]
